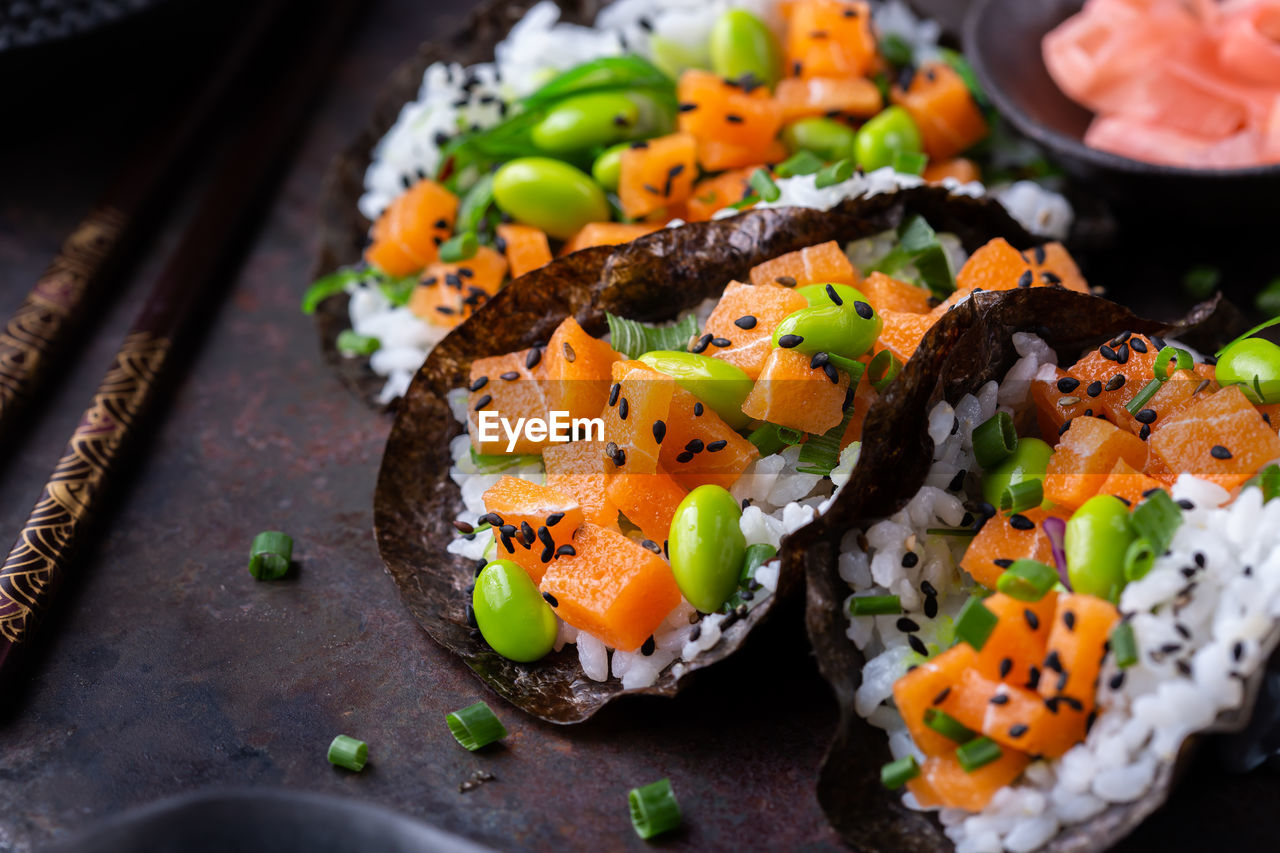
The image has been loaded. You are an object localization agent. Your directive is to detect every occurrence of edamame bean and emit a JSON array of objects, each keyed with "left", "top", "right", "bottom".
[
  {"left": 493, "top": 158, "right": 610, "bottom": 240},
  {"left": 592, "top": 142, "right": 630, "bottom": 191},
  {"left": 638, "top": 351, "right": 754, "bottom": 428},
  {"left": 981, "top": 437, "right": 1054, "bottom": 508},
  {"left": 709, "top": 9, "right": 782, "bottom": 86},
  {"left": 782, "top": 117, "right": 857, "bottom": 162},
  {"left": 853, "top": 106, "right": 923, "bottom": 172},
  {"left": 1064, "top": 495, "right": 1135, "bottom": 602},
  {"left": 472, "top": 559, "right": 558, "bottom": 662},
  {"left": 531, "top": 92, "right": 640, "bottom": 154},
  {"left": 669, "top": 485, "right": 746, "bottom": 613},
  {"left": 772, "top": 298, "right": 883, "bottom": 360},
  {"left": 795, "top": 282, "right": 867, "bottom": 309},
  {"left": 1215, "top": 337, "right": 1280, "bottom": 404}
]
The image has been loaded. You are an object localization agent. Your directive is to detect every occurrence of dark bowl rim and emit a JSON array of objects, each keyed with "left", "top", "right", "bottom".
[{"left": 963, "top": 0, "right": 1280, "bottom": 182}]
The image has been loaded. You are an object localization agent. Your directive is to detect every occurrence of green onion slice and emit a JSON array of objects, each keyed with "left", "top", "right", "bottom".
[
  {"left": 1110, "top": 621, "right": 1138, "bottom": 668},
  {"left": 1253, "top": 463, "right": 1280, "bottom": 502},
  {"left": 797, "top": 402, "right": 857, "bottom": 476},
  {"left": 456, "top": 172, "right": 496, "bottom": 235},
  {"left": 996, "top": 559, "right": 1058, "bottom": 602},
  {"left": 446, "top": 701, "right": 508, "bottom": 751},
  {"left": 336, "top": 330, "right": 381, "bottom": 357},
  {"left": 1124, "top": 378, "right": 1163, "bottom": 415},
  {"left": 825, "top": 353, "right": 867, "bottom": 386},
  {"left": 955, "top": 596, "right": 999, "bottom": 650},
  {"left": 774, "top": 150, "right": 825, "bottom": 178},
  {"left": 892, "top": 149, "right": 928, "bottom": 176},
  {"left": 439, "top": 231, "right": 479, "bottom": 263},
  {"left": 1153, "top": 346, "right": 1193, "bottom": 381},
  {"left": 740, "top": 543, "right": 778, "bottom": 583},
  {"left": 972, "top": 412, "right": 1018, "bottom": 469},
  {"left": 868, "top": 349, "right": 902, "bottom": 393},
  {"left": 879, "top": 33, "right": 914, "bottom": 67},
  {"left": 924, "top": 708, "right": 976, "bottom": 743},
  {"left": 1215, "top": 314, "right": 1280, "bottom": 359},
  {"left": 327, "top": 735, "right": 368, "bottom": 771},
  {"left": 1123, "top": 537, "right": 1156, "bottom": 582},
  {"left": 748, "top": 168, "right": 781, "bottom": 203},
  {"left": 628, "top": 778, "right": 681, "bottom": 840},
  {"left": 815, "top": 158, "right": 854, "bottom": 189},
  {"left": 849, "top": 594, "right": 902, "bottom": 616},
  {"left": 1129, "top": 489, "right": 1182, "bottom": 556},
  {"left": 955, "top": 736, "right": 1002, "bottom": 772},
  {"left": 1000, "top": 479, "right": 1043, "bottom": 515},
  {"left": 880, "top": 755, "right": 920, "bottom": 790},
  {"left": 747, "top": 423, "right": 804, "bottom": 457},
  {"left": 248, "top": 530, "right": 292, "bottom": 581},
  {"left": 605, "top": 311, "right": 699, "bottom": 360},
  {"left": 302, "top": 269, "right": 362, "bottom": 313}
]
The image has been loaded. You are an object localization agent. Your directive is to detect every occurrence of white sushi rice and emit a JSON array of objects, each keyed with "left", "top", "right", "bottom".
[
  {"left": 839, "top": 335, "right": 1280, "bottom": 853},
  {"left": 442, "top": 301, "right": 867, "bottom": 688},
  {"left": 343, "top": 0, "right": 1075, "bottom": 400}
]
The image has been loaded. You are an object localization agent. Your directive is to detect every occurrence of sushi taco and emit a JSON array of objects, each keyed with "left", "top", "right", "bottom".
[
  {"left": 370, "top": 185, "right": 1092, "bottom": 723},
  {"left": 309, "top": 0, "right": 1076, "bottom": 409},
  {"left": 805, "top": 278, "right": 1280, "bottom": 852}
]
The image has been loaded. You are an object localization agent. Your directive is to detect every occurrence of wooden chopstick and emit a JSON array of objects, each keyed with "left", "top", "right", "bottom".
[
  {"left": 0, "top": 0, "right": 286, "bottom": 444},
  {"left": 0, "top": 0, "right": 367, "bottom": 669}
]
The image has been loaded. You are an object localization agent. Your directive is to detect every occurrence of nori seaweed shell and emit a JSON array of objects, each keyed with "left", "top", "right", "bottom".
[
  {"left": 372, "top": 185, "right": 1036, "bottom": 723},
  {"left": 802, "top": 287, "right": 1276, "bottom": 852}
]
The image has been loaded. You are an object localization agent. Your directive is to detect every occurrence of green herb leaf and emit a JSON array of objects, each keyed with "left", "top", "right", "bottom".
[
  {"left": 892, "top": 149, "right": 928, "bottom": 176},
  {"left": 439, "top": 231, "right": 479, "bottom": 263},
  {"left": 749, "top": 168, "right": 781, "bottom": 202},
  {"left": 336, "top": 330, "right": 381, "bottom": 357},
  {"left": 775, "top": 150, "right": 825, "bottom": 178},
  {"left": 815, "top": 158, "right": 854, "bottom": 189},
  {"left": 880, "top": 756, "right": 920, "bottom": 790},
  {"left": 879, "top": 33, "right": 914, "bottom": 67},
  {"left": 1129, "top": 489, "right": 1181, "bottom": 556},
  {"left": 301, "top": 268, "right": 365, "bottom": 314},
  {"left": 605, "top": 311, "right": 699, "bottom": 359}
]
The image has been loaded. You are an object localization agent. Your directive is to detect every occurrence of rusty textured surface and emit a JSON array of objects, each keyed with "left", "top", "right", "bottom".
[{"left": 0, "top": 2, "right": 1277, "bottom": 852}]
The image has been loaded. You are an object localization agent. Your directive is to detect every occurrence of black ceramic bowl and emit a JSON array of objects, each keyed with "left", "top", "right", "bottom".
[
  {"left": 963, "top": 0, "right": 1280, "bottom": 220},
  {"left": 44, "top": 789, "right": 492, "bottom": 853}
]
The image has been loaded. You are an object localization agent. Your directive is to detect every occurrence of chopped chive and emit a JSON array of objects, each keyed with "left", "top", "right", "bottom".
[
  {"left": 336, "top": 329, "right": 381, "bottom": 357},
  {"left": 849, "top": 594, "right": 902, "bottom": 616},
  {"left": 1123, "top": 537, "right": 1156, "bottom": 582},
  {"left": 438, "top": 231, "right": 479, "bottom": 263},
  {"left": 796, "top": 403, "right": 857, "bottom": 475},
  {"left": 879, "top": 32, "right": 914, "bottom": 67},
  {"left": 456, "top": 172, "right": 496, "bottom": 235},
  {"left": 814, "top": 158, "right": 854, "bottom": 189},
  {"left": 1000, "top": 479, "right": 1043, "bottom": 515},
  {"left": 996, "top": 559, "right": 1058, "bottom": 601},
  {"left": 1111, "top": 621, "right": 1138, "bottom": 668},
  {"left": 892, "top": 149, "right": 928, "bottom": 176},
  {"left": 868, "top": 349, "right": 902, "bottom": 392},
  {"left": 628, "top": 778, "right": 681, "bottom": 839},
  {"left": 880, "top": 755, "right": 920, "bottom": 790},
  {"left": 605, "top": 311, "right": 699, "bottom": 360},
  {"left": 924, "top": 708, "right": 976, "bottom": 743},
  {"left": 973, "top": 412, "right": 1018, "bottom": 469},
  {"left": 1129, "top": 489, "right": 1182, "bottom": 556},
  {"left": 1182, "top": 265, "right": 1220, "bottom": 300},
  {"left": 955, "top": 596, "right": 999, "bottom": 650},
  {"left": 748, "top": 168, "right": 781, "bottom": 203},
  {"left": 955, "top": 736, "right": 1002, "bottom": 772},
  {"left": 740, "top": 543, "right": 778, "bottom": 583},
  {"left": 327, "top": 735, "right": 368, "bottom": 771},
  {"left": 774, "top": 150, "right": 824, "bottom": 178},
  {"left": 1214, "top": 314, "right": 1280, "bottom": 359},
  {"left": 1153, "top": 346, "right": 1193, "bottom": 381},
  {"left": 1252, "top": 463, "right": 1280, "bottom": 502},
  {"left": 925, "top": 527, "right": 979, "bottom": 537},
  {"left": 248, "top": 530, "right": 292, "bottom": 580},
  {"left": 446, "top": 701, "right": 507, "bottom": 751},
  {"left": 1124, "top": 378, "right": 1163, "bottom": 415}
]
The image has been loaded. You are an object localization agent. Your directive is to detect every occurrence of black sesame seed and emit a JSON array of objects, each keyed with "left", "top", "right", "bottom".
[
  {"left": 1009, "top": 723, "right": 1029, "bottom": 738},
  {"left": 933, "top": 687, "right": 951, "bottom": 705},
  {"left": 902, "top": 551, "right": 919, "bottom": 568},
  {"left": 825, "top": 283, "right": 844, "bottom": 305},
  {"left": 556, "top": 544, "right": 575, "bottom": 557},
  {"left": 453, "top": 520, "right": 475, "bottom": 534},
  {"left": 1009, "top": 514, "right": 1034, "bottom": 530},
  {"left": 537, "top": 526, "right": 554, "bottom": 549},
  {"left": 1044, "top": 696, "right": 1061, "bottom": 713},
  {"left": 1109, "top": 672, "right": 1125, "bottom": 690},
  {"left": 1086, "top": 380, "right": 1103, "bottom": 398},
  {"left": 678, "top": 102, "right": 697, "bottom": 112},
  {"left": 1105, "top": 374, "right": 1126, "bottom": 392},
  {"left": 473, "top": 394, "right": 492, "bottom": 411},
  {"left": 1116, "top": 342, "right": 1130, "bottom": 364},
  {"left": 993, "top": 558, "right": 1014, "bottom": 569},
  {"left": 897, "top": 617, "right": 920, "bottom": 632},
  {"left": 609, "top": 383, "right": 620, "bottom": 406},
  {"left": 1024, "top": 609, "right": 1040, "bottom": 631},
  {"left": 640, "top": 539, "right": 662, "bottom": 554},
  {"left": 711, "top": 337, "right": 732, "bottom": 347},
  {"left": 1099, "top": 344, "right": 1118, "bottom": 361},
  {"left": 1210, "top": 444, "right": 1232, "bottom": 460},
  {"left": 920, "top": 580, "right": 938, "bottom": 597},
  {"left": 500, "top": 371, "right": 519, "bottom": 382},
  {"left": 676, "top": 451, "right": 694, "bottom": 464},
  {"left": 542, "top": 591, "right": 559, "bottom": 608},
  {"left": 693, "top": 402, "right": 704, "bottom": 416},
  {"left": 990, "top": 694, "right": 1010, "bottom": 705},
  {"left": 854, "top": 301, "right": 874, "bottom": 320},
  {"left": 822, "top": 362, "right": 840, "bottom": 383},
  {"left": 1138, "top": 424, "right": 1151, "bottom": 441},
  {"left": 734, "top": 315, "right": 758, "bottom": 329},
  {"left": 686, "top": 439, "right": 704, "bottom": 453},
  {"left": 691, "top": 333, "right": 713, "bottom": 354},
  {"left": 1044, "top": 650, "right": 1063, "bottom": 672},
  {"left": 641, "top": 635, "right": 656, "bottom": 656},
  {"left": 1025, "top": 667, "right": 1041, "bottom": 690},
  {"left": 619, "top": 398, "right": 629, "bottom": 420},
  {"left": 707, "top": 440, "right": 727, "bottom": 452},
  {"left": 908, "top": 635, "right": 929, "bottom": 656},
  {"left": 468, "top": 376, "right": 489, "bottom": 392},
  {"left": 999, "top": 658, "right": 1012, "bottom": 678},
  {"left": 466, "top": 604, "right": 478, "bottom": 628},
  {"left": 1234, "top": 641, "right": 1245, "bottom": 661},
  {"left": 1017, "top": 270, "right": 1033, "bottom": 289},
  {"left": 525, "top": 347, "right": 542, "bottom": 370},
  {"left": 519, "top": 521, "right": 535, "bottom": 546},
  {"left": 1135, "top": 408, "right": 1157, "bottom": 424},
  {"left": 613, "top": 449, "right": 626, "bottom": 467},
  {"left": 948, "top": 469, "right": 967, "bottom": 491},
  {"left": 1057, "top": 376, "right": 1080, "bottom": 392},
  {"left": 1062, "top": 696, "right": 1084, "bottom": 711},
  {"left": 562, "top": 342, "right": 576, "bottom": 363},
  {"left": 1059, "top": 421, "right": 1072, "bottom": 436},
  {"left": 653, "top": 420, "right": 666, "bottom": 444},
  {"left": 778, "top": 334, "right": 804, "bottom": 348},
  {"left": 1130, "top": 337, "right": 1148, "bottom": 353},
  {"left": 1178, "top": 499, "right": 1195, "bottom": 510},
  {"left": 546, "top": 512, "right": 565, "bottom": 527},
  {"left": 811, "top": 351, "right": 830, "bottom": 369},
  {"left": 1194, "top": 552, "right": 1206, "bottom": 567},
  {"left": 1041, "top": 271, "right": 1062, "bottom": 286}
]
